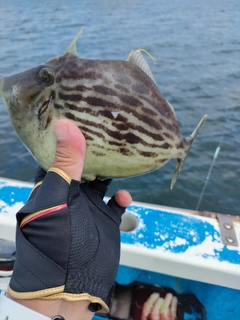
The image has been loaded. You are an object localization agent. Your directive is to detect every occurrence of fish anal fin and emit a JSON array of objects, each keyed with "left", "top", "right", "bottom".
[{"left": 170, "top": 158, "right": 184, "bottom": 190}]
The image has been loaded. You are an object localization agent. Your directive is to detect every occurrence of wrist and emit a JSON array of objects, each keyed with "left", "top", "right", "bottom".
[
  {"left": 5, "top": 292, "right": 94, "bottom": 320},
  {"left": 0, "top": 292, "right": 50, "bottom": 320}
]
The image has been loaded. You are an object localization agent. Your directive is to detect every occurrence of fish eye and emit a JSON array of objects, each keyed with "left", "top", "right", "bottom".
[{"left": 39, "top": 69, "right": 53, "bottom": 83}]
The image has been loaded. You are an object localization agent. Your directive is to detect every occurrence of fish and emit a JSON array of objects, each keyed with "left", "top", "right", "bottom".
[{"left": 0, "top": 28, "right": 207, "bottom": 189}]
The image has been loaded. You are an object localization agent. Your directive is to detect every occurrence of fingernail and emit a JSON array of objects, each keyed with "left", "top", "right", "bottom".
[{"left": 54, "top": 121, "right": 68, "bottom": 141}]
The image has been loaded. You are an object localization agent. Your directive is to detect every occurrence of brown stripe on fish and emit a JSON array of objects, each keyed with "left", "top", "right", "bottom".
[
  {"left": 60, "top": 84, "right": 89, "bottom": 92},
  {"left": 119, "top": 132, "right": 143, "bottom": 144},
  {"left": 163, "top": 132, "right": 174, "bottom": 139},
  {"left": 65, "top": 102, "right": 84, "bottom": 112},
  {"left": 112, "top": 121, "right": 164, "bottom": 143},
  {"left": 132, "top": 125, "right": 165, "bottom": 143},
  {"left": 93, "top": 85, "right": 118, "bottom": 96},
  {"left": 65, "top": 110, "right": 109, "bottom": 130},
  {"left": 62, "top": 93, "right": 118, "bottom": 110},
  {"left": 81, "top": 71, "right": 107, "bottom": 81},
  {"left": 54, "top": 103, "right": 64, "bottom": 109},
  {"left": 58, "top": 61, "right": 84, "bottom": 80},
  {"left": 65, "top": 112, "right": 106, "bottom": 139},
  {"left": 92, "top": 151, "right": 106, "bottom": 156},
  {"left": 126, "top": 109, "right": 162, "bottom": 130},
  {"left": 177, "top": 138, "right": 190, "bottom": 150},
  {"left": 159, "top": 118, "right": 178, "bottom": 133},
  {"left": 58, "top": 92, "right": 83, "bottom": 102},
  {"left": 67, "top": 108, "right": 156, "bottom": 148},
  {"left": 85, "top": 96, "right": 117, "bottom": 108},
  {"left": 160, "top": 158, "right": 169, "bottom": 163},
  {"left": 131, "top": 83, "right": 150, "bottom": 95},
  {"left": 68, "top": 108, "right": 173, "bottom": 156},
  {"left": 50, "top": 90, "right": 56, "bottom": 100},
  {"left": 90, "top": 143, "right": 118, "bottom": 152},
  {"left": 65, "top": 99, "right": 161, "bottom": 132},
  {"left": 177, "top": 141, "right": 184, "bottom": 149},
  {"left": 106, "top": 127, "right": 157, "bottom": 147},
  {"left": 105, "top": 127, "right": 160, "bottom": 149},
  {"left": 89, "top": 142, "right": 134, "bottom": 157},
  {"left": 58, "top": 83, "right": 165, "bottom": 130},
  {"left": 138, "top": 150, "right": 159, "bottom": 157},
  {"left": 108, "top": 140, "right": 126, "bottom": 147},
  {"left": 82, "top": 132, "right": 94, "bottom": 141},
  {"left": 153, "top": 158, "right": 170, "bottom": 166},
  {"left": 97, "top": 102, "right": 162, "bottom": 131},
  {"left": 65, "top": 99, "right": 165, "bottom": 146},
  {"left": 60, "top": 84, "right": 119, "bottom": 102},
  {"left": 59, "top": 96, "right": 117, "bottom": 117},
  {"left": 81, "top": 125, "right": 106, "bottom": 140},
  {"left": 141, "top": 106, "right": 159, "bottom": 117},
  {"left": 138, "top": 94, "right": 171, "bottom": 118},
  {"left": 156, "top": 158, "right": 170, "bottom": 165},
  {"left": 119, "top": 148, "right": 134, "bottom": 156},
  {"left": 161, "top": 142, "right": 172, "bottom": 149},
  {"left": 114, "top": 84, "right": 130, "bottom": 94},
  {"left": 118, "top": 94, "right": 143, "bottom": 108},
  {"left": 61, "top": 92, "right": 172, "bottom": 145},
  {"left": 113, "top": 74, "right": 132, "bottom": 86},
  {"left": 65, "top": 111, "right": 144, "bottom": 149},
  {"left": 58, "top": 60, "right": 104, "bottom": 81},
  {"left": 65, "top": 104, "right": 116, "bottom": 123}
]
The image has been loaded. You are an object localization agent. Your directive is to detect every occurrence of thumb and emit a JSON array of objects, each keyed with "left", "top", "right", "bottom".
[{"left": 52, "top": 119, "right": 86, "bottom": 181}]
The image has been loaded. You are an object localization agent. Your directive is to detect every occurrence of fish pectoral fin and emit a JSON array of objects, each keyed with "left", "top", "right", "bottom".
[
  {"left": 65, "top": 26, "right": 85, "bottom": 57},
  {"left": 170, "top": 114, "right": 208, "bottom": 189},
  {"left": 40, "top": 107, "right": 50, "bottom": 129},
  {"left": 38, "top": 97, "right": 53, "bottom": 129},
  {"left": 127, "top": 49, "right": 157, "bottom": 84}
]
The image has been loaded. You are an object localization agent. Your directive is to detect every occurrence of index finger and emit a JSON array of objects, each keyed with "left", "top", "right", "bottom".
[{"left": 115, "top": 190, "right": 132, "bottom": 208}]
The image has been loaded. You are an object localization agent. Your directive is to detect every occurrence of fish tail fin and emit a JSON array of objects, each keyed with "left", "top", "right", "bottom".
[{"left": 170, "top": 114, "right": 208, "bottom": 189}]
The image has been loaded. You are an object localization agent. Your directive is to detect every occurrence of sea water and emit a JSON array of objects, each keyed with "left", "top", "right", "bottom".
[{"left": 0, "top": 0, "right": 239, "bottom": 215}]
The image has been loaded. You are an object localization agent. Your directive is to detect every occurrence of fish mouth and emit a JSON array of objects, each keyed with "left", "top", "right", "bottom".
[{"left": 38, "top": 95, "right": 53, "bottom": 129}]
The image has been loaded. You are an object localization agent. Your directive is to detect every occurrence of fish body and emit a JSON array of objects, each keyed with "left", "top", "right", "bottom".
[{"left": 0, "top": 29, "right": 207, "bottom": 188}]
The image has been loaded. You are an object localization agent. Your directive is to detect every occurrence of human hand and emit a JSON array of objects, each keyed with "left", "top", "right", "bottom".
[{"left": 8, "top": 119, "right": 132, "bottom": 317}]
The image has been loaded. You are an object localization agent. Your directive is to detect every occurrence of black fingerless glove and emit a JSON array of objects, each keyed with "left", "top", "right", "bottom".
[{"left": 8, "top": 167, "right": 127, "bottom": 313}]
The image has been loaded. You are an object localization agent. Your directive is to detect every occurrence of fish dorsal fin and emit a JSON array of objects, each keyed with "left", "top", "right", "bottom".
[
  {"left": 127, "top": 49, "right": 157, "bottom": 84},
  {"left": 66, "top": 26, "right": 85, "bottom": 57}
]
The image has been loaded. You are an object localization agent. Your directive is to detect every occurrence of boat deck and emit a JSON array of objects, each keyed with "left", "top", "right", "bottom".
[{"left": 0, "top": 177, "right": 240, "bottom": 319}]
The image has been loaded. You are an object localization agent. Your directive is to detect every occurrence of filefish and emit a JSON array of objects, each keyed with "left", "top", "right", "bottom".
[{"left": 0, "top": 28, "right": 207, "bottom": 188}]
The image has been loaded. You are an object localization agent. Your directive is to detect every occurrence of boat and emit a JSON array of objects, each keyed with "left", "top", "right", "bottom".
[{"left": 0, "top": 176, "right": 240, "bottom": 320}]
